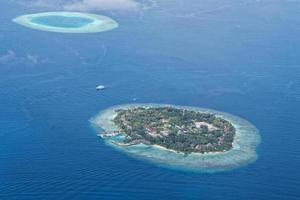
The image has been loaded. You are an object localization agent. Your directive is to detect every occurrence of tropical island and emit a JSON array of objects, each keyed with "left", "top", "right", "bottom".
[
  {"left": 91, "top": 104, "right": 260, "bottom": 172},
  {"left": 109, "top": 107, "right": 236, "bottom": 154}
]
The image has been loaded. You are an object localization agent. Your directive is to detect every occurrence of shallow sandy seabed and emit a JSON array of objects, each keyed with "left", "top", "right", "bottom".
[
  {"left": 90, "top": 104, "right": 261, "bottom": 173},
  {"left": 13, "top": 12, "right": 118, "bottom": 33}
]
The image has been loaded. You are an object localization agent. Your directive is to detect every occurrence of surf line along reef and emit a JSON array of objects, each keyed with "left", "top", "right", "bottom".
[
  {"left": 12, "top": 12, "right": 118, "bottom": 33},
  {"left": 91, "top": 104, "right": 261, "bottom": 173}
]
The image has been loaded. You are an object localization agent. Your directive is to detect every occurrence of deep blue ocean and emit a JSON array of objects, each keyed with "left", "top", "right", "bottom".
[{"left": 1, "top": 0, "right": 300, "bottom": 199}]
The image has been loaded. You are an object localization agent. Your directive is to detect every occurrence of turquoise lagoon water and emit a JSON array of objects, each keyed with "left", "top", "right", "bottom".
[
  {"left": 13, "top": 12, "right": 118, "bottom": 33},
  {"left": 30, "top": 16, "right": 94, "bottom": 28},
  {"left": 1, "top": 0, "right": 300, "bottom": 199}
]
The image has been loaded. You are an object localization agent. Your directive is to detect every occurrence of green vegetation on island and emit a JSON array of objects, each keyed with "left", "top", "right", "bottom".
[{"left": 110, "top": 106, "right": 236, "bottom": 154}]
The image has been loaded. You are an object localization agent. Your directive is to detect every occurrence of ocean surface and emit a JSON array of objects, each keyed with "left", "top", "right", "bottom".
[{"left": 1, "top": 0, "right": 300, "bottom": 199}]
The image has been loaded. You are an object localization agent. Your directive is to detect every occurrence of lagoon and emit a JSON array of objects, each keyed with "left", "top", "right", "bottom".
[{"left": 13, "top": 12, "right": 118, "bottom": 33}]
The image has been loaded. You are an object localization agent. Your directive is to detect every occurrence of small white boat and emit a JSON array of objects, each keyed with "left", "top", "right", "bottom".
[{"left": 96, "top": 85, "right": 105, "bottom": 90}]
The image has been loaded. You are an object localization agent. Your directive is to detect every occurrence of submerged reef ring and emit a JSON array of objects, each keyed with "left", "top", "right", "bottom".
[
  {"left": 13, "top": 12, "right": 118, "bottom": 33},
  {"left": 90, "top": 104, "right": 261, "bottom": 173}
]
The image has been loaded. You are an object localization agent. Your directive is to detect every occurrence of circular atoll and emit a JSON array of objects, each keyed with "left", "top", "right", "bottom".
[
  {"left": 12, "top": 12, "right": 118, "bottom": 33},
  {"left": 90, "top": 104, "right": 261, "bottom": 173}
]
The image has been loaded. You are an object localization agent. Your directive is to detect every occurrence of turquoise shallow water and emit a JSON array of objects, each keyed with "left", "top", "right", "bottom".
[
  {"left": 30, "top": 16, "right": 94, "bottom": 28},
  {"left": 13, "top": 12, "right": 118, "bottom": 33},
  {"left": 1, "top": 0, "right": 300, "bottom": 199}
]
